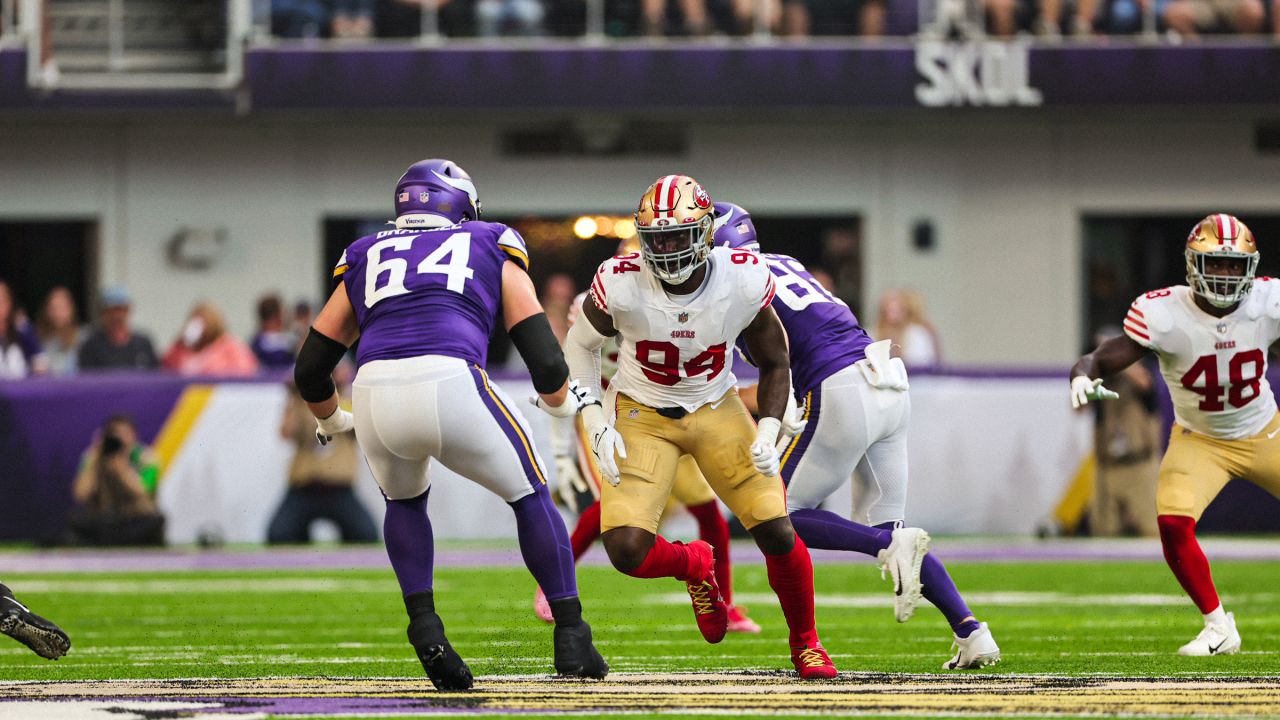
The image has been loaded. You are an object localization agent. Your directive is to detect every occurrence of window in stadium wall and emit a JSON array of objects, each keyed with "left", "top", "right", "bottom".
[
  {"left": 324, "top": 214, "right": 862, "bottom": 365},
  {"left": 1082, "top": 214, "right": 1280, "bottom": 350},
  {"left": 0, "top": 221, "right": 97, "bottom": 325}
]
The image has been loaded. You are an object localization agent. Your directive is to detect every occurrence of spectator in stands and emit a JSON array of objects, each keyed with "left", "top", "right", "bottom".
[
  {"left": 162, "top": 302, "right": 260, "bottom": 377},
  {"left": 251, "top": 294, "right": 298, "bottom": 370},
  {"left": 272, "top": 0, "right": 330, "bottom": 37},
  {"left": 292, "top": 300, "right": 314, "bottom": 343},
  {"left": 1086, "top": 326, "right": 1161, "bottom": 537},
  {"left": 809, "top": 266, "right": 837, "bottom": 293},
  {"left": 1035, "top": 0, "right": 1098, "bottom": 35},
  {"left": 78, "top": 286, "right": 160, "bottom": 371},
  {"left": 68, "top": 414, "right": 165, "bottom": 546},
  {"left": 268, "top": 372, "right": 378, "bottom": 544},
  {"left": 36, "top": 286, "right": 85, "bottom": 376},
  {"left": 640, "top": 0, "right": 711, "bottom": 35},
  {"left": 333, "top": 0, "right": 377, "bottom": 37},
  {"left": 0, "top": 280, "right": 43, "bottom": 380},
  {"left": 477, "top": 0, "right": 545, "bottom": 34},
  {"left": 786, "top": 0, "right": 885, "bottom": 35},
  {"left": 984, "top": 0, "right": 1019, "bottom": 35},
  {"left": 540, "top": 273, "right": 576, "bottom": 342},
  {"left": 1161, "top": 0, "right": 1264, "bottom": 36},
  {"left": 875, "top": 289, "right": 942, "bottom": 368}
]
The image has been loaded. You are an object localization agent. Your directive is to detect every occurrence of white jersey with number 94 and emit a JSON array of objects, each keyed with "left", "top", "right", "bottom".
[
  {"left": 587, "top": 246, "right": 776, "bottom": 413},
  {"left": 1124, "top": 278, "right": 1280, "bottom": 440}
]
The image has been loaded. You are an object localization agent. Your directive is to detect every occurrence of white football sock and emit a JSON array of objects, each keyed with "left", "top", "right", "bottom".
[{"left": 1204, "top": 606, "right": 1227, "bottom": 625}]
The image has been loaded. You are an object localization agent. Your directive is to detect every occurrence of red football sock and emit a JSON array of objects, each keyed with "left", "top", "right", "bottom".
[
  {"left": 627, "top": 535, "right": 695, "bottom": 581},
  {"left": 570, "top": 502, "right": 603, "bottom": 561},
  {"left": 1158, "top": 514, "right": 1221, "bottom": 614},
  {"left": 687, "top": 500, "right": 732, "bottom": 604},
  {"left": 764, "top": 533, "right": 817, "bottom": 644}
]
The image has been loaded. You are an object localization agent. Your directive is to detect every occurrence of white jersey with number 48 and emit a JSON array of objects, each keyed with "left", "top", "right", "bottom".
[
  {"left": 1124, "top": 278, "right": 1280, "bottom": 440},
  {"left": 588, "top": 246, "right": 776, "bottom": 413}
]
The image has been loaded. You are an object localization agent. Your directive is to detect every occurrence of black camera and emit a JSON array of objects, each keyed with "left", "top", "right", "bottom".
[{"left": 101, "top": 435, "right": 126, "bottom": 456}]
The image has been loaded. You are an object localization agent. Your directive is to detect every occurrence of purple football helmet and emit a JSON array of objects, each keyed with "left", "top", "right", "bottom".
[
  {"left": 711, "top": 201, "right": 760, "bottom": 252},
  {"left": 394, "top": 159, "right": 482, "bottom": 227}
]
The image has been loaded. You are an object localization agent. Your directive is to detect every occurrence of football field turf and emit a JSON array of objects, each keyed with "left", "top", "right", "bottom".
[{"left": 2, "top": 543, "right": 1279, "bottom": 718}]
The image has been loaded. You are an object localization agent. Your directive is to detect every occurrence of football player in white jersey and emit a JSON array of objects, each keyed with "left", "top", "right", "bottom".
[
  {"left": 548, "top": 175, "right": 837, "bottom": 679},
  {"left": 533, "top": 282, "right": 761, "bottom": 634},
  {"left": 1071, "top": 213, "right": 1280, "bottom": 657}
]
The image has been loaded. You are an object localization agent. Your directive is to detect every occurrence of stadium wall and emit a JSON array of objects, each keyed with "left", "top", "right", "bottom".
[{"left": 1, "top": 110, "right": 1276, "bottom": 364}]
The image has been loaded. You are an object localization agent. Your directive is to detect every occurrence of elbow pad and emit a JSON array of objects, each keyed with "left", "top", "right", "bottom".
[
  {"left": 509, "top": 313, "right": 569, "bottom": 394},
  {"left": 294, "top": 328, "right": 348, "bottom": 402}
]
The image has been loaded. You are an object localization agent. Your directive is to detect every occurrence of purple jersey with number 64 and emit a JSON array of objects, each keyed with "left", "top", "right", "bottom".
[
  {"left": 740, "top": 253, "right": 873, "bottom": 395},
  {"left": 333, "top": 221, "right": 530, "bottom": 367}
]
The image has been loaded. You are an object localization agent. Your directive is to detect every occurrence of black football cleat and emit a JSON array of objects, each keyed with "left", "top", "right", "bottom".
[
  {"left": 0, "top": 584, "right": 70, "bottom": 660},
  {"left": 407, "top": 612, "right": 473, "bottom": 691},
  {"left": 553, "top": 620, "right": 609, "bottom": 679}
]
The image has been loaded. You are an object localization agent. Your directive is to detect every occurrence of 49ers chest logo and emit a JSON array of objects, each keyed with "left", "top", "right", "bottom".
[{"left": 671, "top": 330, "right": 695, "bottom": 339}]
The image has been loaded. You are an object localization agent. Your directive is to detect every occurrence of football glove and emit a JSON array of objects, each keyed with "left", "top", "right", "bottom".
[
  {"left": 1070, "top": 375, "right": 1119, "bottom": 409},
  {"left": 530, "top": 380, "right": 592, "bottom": 419},
  {"left": 554, "top": 452, "right": 592, "bottom": 513},
  {"left": 751, "top": 417, "right": 782, "bottom": 477},
  {"left": 582, "top": 402, "right": 627, "bottom": 486},
  {"left": 780, "top": 391, "right": 807, "bottom": 445},
  {"left": 315, "top": 407, "right": 355, "bottom": 446}
]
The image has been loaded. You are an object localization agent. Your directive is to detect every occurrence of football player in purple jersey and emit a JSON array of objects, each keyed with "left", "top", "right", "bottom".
[
  {"left": 714, "top": 202, "right": 1001, "bottom": 670},
  {"left": 294, "top": 159, "right": 607, "bottom": 690}
]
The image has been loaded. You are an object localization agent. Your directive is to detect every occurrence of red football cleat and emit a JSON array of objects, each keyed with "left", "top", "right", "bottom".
[
  {"left": 532, "top": 586, "right": 554, "bottom": 625},
  {"left": 791, "top": 641, "right": 838, "bottom": 680},
  {"left": 683, "top": 540, "right": 729, "bottom": 644},
  {"left": 726, "top": 605, "right": 761, "bottom": 634}
]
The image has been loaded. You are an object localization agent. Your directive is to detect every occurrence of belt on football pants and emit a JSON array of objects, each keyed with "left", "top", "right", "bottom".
[{"left": 655, "top": 406, "right": 688, "bottom": 419}]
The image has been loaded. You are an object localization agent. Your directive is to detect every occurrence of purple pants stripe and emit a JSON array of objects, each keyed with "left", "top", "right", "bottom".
[
  {"left": 780, "top": 385, "right": 822, "bottom": 485},
  {"left": 468, "top": 364, "right": 547, "bottom": 489}
]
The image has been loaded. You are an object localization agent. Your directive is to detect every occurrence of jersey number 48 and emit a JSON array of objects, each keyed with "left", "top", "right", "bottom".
[{"left": 1180, "top": 350, "right": 1266, "bottom": 411}]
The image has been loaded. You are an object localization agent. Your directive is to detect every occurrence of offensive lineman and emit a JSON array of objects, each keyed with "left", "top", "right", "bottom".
[
  {"left": 1071, "top": 213, "right": 1280, "bottom": 656},
  {"left": 715, "top": 203, "right": 1001, "bottom": 669},
  {"left": 294, "top": 159, "right": 607, "bottom": 690},
  {"left": 549, "top": 175, "right": 837, "bottom": 679}
]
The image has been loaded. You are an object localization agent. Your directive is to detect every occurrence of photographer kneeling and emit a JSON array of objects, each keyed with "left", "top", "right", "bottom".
[{"left": 69, "top": 414, "right": 165, "bottom": 546}]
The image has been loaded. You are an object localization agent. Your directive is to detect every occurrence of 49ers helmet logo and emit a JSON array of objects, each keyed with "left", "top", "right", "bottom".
[{"left": 693, "top": 184, "right": 711, "bottom": 210}]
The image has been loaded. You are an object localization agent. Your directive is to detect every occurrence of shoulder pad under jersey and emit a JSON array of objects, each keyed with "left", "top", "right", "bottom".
[{"left": 1244, "top": 277, "right": 1280, "bottom": 320}]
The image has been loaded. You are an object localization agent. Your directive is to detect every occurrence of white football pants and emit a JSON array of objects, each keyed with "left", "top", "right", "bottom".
[
  {"left": 352, "top": 355, "right": 547, "bottom": 502},
  {"left": 781, "top": 363, "right": 910, "bottom": 526}
]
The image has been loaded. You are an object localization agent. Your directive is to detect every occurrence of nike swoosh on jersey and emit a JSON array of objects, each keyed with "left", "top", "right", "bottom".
[{"left": 1268, "top": 426, "right": 1280, "bottom": 440}]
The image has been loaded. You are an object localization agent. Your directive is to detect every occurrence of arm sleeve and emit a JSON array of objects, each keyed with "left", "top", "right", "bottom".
[
  {"left": 508, "top": 312, "right": 569, "bottom": 394},
  {"left": 565, "top": 313, "right": 609, "bottom": 402}
]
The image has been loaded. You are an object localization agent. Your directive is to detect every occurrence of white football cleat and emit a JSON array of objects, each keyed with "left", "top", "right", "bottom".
[
  {"left": 877, "top": 527, "right": 930, "bottom": 622},
  {"left": 1177, "top": 612, "right": 1241, "bottom": 656},
  {"left": 943, "top": 622, "right": 1001, "bottom": 669}
]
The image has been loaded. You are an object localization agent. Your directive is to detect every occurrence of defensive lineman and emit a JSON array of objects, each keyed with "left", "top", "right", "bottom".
[
  {"left": 715, "top": 203, "right": 1000, "bottom": 669},
  {"left": 1071, "top": 213, "right": 1280, "bottom": 657},
  {"left": 552, "top": 175, "right": 837, "bottom": 678},
  {"left": 294, "top": 159, "right": 607, "bottom": 689}
]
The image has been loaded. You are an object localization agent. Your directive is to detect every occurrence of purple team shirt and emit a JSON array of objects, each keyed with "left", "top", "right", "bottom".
[
  {"left": 335, "top": 221, "right": 529, "bottom": 367},
  {"left": 739, "top": 253, "right": 873, "bottom": 395}
]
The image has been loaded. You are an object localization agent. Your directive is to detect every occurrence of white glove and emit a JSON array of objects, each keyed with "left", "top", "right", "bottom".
[
  {"left": 554, "top": 452, "right": 592, "bottom": 512},
  {"left": 1070, "top": 375, "right": 1119, "bottom": 409},
  {"left": 751, "top": 417, "right": 782, "bottom": 477},
  {"left": 529, "top": 380, "right": 591, "bottom": 419},
  {"left": 315, "top": 407, "right": 355, "bottom": 446},
  {"left": 582, "top": 403, "right": 627, "bottom": 486},
  {"left": 780, "top": 391, "right": 807, "bottom": 444}
]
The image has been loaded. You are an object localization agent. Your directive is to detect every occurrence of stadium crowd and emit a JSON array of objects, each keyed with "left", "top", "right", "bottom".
[{"left": 258, "top": 0, "right": 1280, "bottom": 38}]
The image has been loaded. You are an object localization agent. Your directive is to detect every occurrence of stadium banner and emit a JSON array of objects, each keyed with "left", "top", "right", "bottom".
[
  {"left": 4, "top": 43, "right": 1280, "bottom": 110},
  {"left": 0, "top": 371, "right": 1088, "bottom": 543}
]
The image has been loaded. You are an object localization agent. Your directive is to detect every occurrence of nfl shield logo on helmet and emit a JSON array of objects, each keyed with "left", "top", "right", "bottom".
[{"left": 418, "top": 191, "right": 430, "bottom": 203}]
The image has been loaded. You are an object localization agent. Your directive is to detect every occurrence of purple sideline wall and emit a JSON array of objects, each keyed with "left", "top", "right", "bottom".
[
  {"left": 3, "top": 43, "right": 1280, "bottom": 110},
  {"left": 1, "top": 367, "right": 1277, "bottom": 542}
]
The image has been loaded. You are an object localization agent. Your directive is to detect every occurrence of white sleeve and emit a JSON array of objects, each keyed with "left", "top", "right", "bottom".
[{"left": 565, "top": 312, "right": 609, "bottom": 402}]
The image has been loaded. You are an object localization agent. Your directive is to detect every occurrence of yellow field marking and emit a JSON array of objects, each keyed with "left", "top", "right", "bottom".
[{"left": 3, "top": 673, "right": 1279, "bottom": 717}]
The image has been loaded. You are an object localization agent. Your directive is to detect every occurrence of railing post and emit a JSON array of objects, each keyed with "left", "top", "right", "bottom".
[
  {"left": 418, "top": 0, "right": 441, "bottom": 43},
  {"left": 108, "top": 0, "right": 125, "bottom": 71},
  {"left": 585, "top": 0, "right": 605, "bottom": 42}
]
